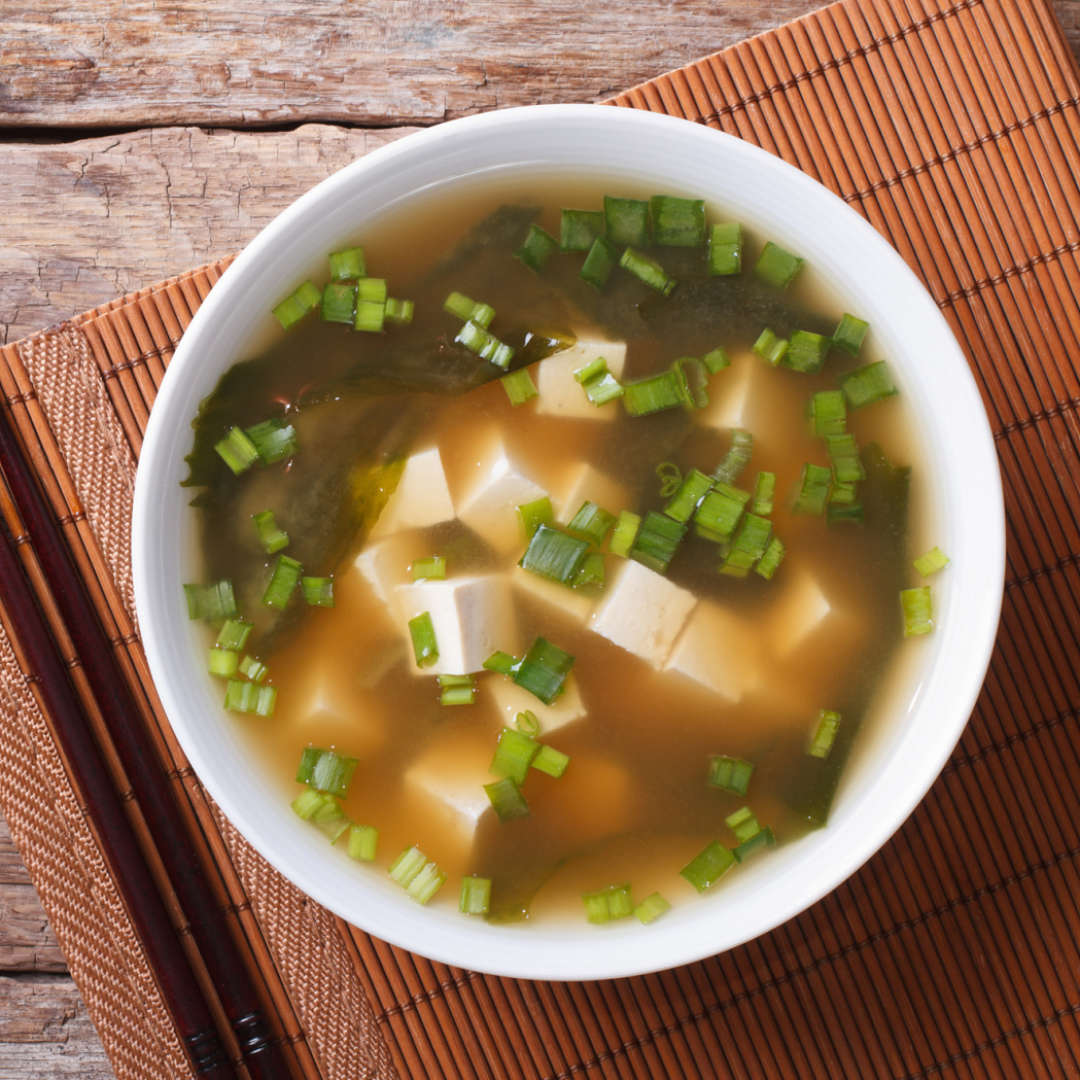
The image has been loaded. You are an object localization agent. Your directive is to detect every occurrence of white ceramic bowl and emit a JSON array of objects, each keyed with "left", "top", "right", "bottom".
[{"left": 133, "top": 104, "right": 1004, "bottom": 981}]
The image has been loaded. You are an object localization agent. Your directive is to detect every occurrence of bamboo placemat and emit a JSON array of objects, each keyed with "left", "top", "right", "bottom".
[{"left": 2, "top": 0, "right": 1080, "bottom": 1075}]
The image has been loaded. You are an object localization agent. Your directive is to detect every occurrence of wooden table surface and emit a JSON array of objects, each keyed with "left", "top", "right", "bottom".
[{"left": 1, "top": 2, "right": 1079, "bottom": 1074}]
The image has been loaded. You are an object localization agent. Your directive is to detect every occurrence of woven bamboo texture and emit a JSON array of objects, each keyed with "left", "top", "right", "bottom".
[{"left": 1, "top": 0, "right": 1079, "bottom": 1075}]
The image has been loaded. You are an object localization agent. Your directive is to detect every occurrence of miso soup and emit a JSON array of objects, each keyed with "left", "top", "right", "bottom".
[{"left": 183, "top": 176, "right": 938, "bottom": 925}]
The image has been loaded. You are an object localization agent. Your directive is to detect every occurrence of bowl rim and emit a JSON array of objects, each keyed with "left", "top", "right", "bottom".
[{"left": 133, "top": 103, "right": 1005, "bottom": 981}]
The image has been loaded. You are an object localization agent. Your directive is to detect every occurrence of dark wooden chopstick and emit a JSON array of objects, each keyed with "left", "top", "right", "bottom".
[{"left": 0, "top": 406, "right": 296, "bottom": 1080}]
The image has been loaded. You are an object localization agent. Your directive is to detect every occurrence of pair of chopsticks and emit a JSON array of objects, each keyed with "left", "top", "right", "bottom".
[{"left": 0, "top": 402, "right": 297, "bottom": 1079}]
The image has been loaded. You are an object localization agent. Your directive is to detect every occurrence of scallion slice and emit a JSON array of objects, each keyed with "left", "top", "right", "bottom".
[
  {"left": 808, "top": 709, "right": 841, "bottom": 759},
  {"left": 296, "top": 747, "right": 359, "bottom": 797},
  {"left": 252, "top": 509, "right": 289, "bottom": 554},
  {"left": 583, "top": 371, "right": 624, "bottom": 405},
  {"left": 389, "top": 846, "right": 446, "bottom": 904},
  {"left": 224, "top": 679, "right": 277, "bottom": 717},
  {"left": 520, "top": 524, "right": 589, "bottom": 585},
  {"left": 754, "top": 242, "right": 804, "bottom": 289},
  {"left": 580, "top": 236, "right": 619, "bottom": 289},
  {"left": 214, "top": 426, "right": 260, "bottom": 475},
  {"left": 619, "top": 247, "right": 677, "bottom": 296},
  {"left": 725, "top": 805, "right": 761, "bottom": 844},
  {"left": 517, "top": 496, "right": 554, "bottom": 540},
  {"left": 183, "top": 580, "right": 237, "bottom": 622},
  {"left": 702, "top": 346, "right": 731, "bottom": 373},
  {"left": 347, "top": 824, "right": 378, "bottom": 862},
  {"left": 408, "top": 611, "right": 439, "bottom": 667},
  {"left": 531, "top": 744, "right": 569, "bottom": 778},
  {"left": 840, "top": 361, "right": 897, "bottom": 408},
  {"left": 515, "top": 224, "right": 558, "bottom": 272},
  {"left": 238, "top": 654, "right": 267, "bottom": 682},
  {"left": 490, "top": 728, "right": 540, "bottom": 785},
  {"left": 713, "top": 429, "right": 753, "bottom": 485},
  {"left": 567, "top": 501, "right": 616, "bottom": 545},
  {"left": 513, "top": 636, "right": 575, "bottom": 705},
  {"left": 914, "top": 546, "right": 950, "bottom": 576},
  {"left": 694, "top": 483, "right": 749, "bottom": 543},
  {"left": 583, "top": 883, "right": 633, "bottom": 924},
  {"left": 384, "top": 298, "right": 415, "bottom": 325},
  {"left": 301, "top": 577, "right": 334, "bottom": 607},
  {"left": 440, "top": 683, "right": 476, "bottom": 706},
  {"left": 208, "top": 648, "right": 239, "bottom": 678},
  {"left": 708, "top": 222, "right": 742, "bottom": 276},
  {"left": 634, "top": 892, "right": 671, "bottom": 925},
  {"left": 484, "top": 777, "right": 530, "bottom": 821},
  {"left": 629, "top": 511, "right": 687, "bottom": 574},
  {"left": 272, "top": 281, "right": 322, "bottom": 330},
  {"left": 516, "top": 709, "right": 541, "bottom": 736},
  {"left": 573, "top": 355, "right": 607, "bottom": 385},
  {"left": 752, "top": 327, "right": 789, "bottom": 367},
  {"left": 411, "top": 556, "right": 446, "bottom": 581},
  {"left": 794, "top": 463, "right": 832, "bottom": 515},
  {"left": 321, "top": 281, "right": 356, "bottom": 325},
  {"left": 707, "top": 755, "right": 754, "bottom": 796},
  {"left": 460, "top": 875, "right": 492, "bottom": 915},
  {"left": 262, "top": 554, "right": 302, "bottom": 610},
  {"left": 832, "top": 313, "right": 869, "bottom": 355},
  {"left": 215, "top": 618, "right": 253, "bottom": 652},
  {"left": 483, "top": 650, "right": 518, "bottom": 675},
  {"left": 455, "top": 320, "right": 515, "bottom": 369},
  {"left": 245, "top": 418, "right": 297, "bottom": 464},
  {"left": 609, "top": 510, "right": 641, "bottom": 558},
  {"left": 680, "top": 840, "right": 736, "bottom": 892},
  {"left": 356, "top": 277, "right": 387, "bottom": 303},
  {"left": 809, "top": 390, "right": 847, "bottom": 437},
  {"left": 409, "top": 863, "right": 448, "bottom": 905},
  {"left": 353, "top": 299, "right": 385, "bottom": 333},
  {"left": 752, "top": 471, "right": 775, "bottom": 516},
  {"left": 291, "top": 788, "right": 339, "bottom": 823},
  {"left": 444, "top": 291, "right": 487, "bottom": 325},
  {"left": 329, "top": 246, "right": 366, "bottom": 282},
  {"left": 901, "top": 586, "right": 934, "bottom": 636},
  {"left": 622, "top": 369, "right": 691, "bottom": 417},
  {"left": 784, "top": 330, "right": 830, "bottom": 374},
  {"left": 501, "top": 367, "right": 538, "bottom": 406},
  {"left": 733, "top": 826, "right": 775, "bottom": 862},
  {"left": 720, "top": 512, "right": 772, "bottom": 578},
  {"left": 560, "top": 208, "right": 606, "bottom": 251},
  {"left": 664, "top": 468, "right": 713, "bottom": 524},
  {"left": 825, "top": 432, "right": 866, "bottom": 485},
  {"left": 650, "top": 195, "right": 706, "bottom": 247},
  {"left": 755, "top": 536, "right": 785, "bottom": 580},
  {"left": 573, "top": 552, "right": 606, "bottom": 592},
  {"left": 604, "top": 196, "right": 650, "bottom": 247}
]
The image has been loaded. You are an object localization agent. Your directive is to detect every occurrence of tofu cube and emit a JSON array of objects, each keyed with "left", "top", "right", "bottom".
[
  {"left": 352, "top": 528, "right": 432, "bottom": 609},
  {"left": 395, "top": 575, "right": 517, "bottom": 675},
  {"left": 369, "top": 446, "right": 455, "bottom": 540},
  {"left": 589, "top": 559, "right": 697, "bottom": 668},
  {"left": 769, "top": 569, "right": 835, "bottom": 658},
  {"left": 512, "top": 565, "right": 597, "bottom": 624},
  {"left": 488, "top": 674, "right": 586, "bottom": 736},
  {"left": 664, "top": 602, "right": 761, "bottom": 703},
  {"left": 700, "top": 351, "right": 755, "bottom": 432},
  {"left": 454, "top": 437, "right": 547, "bottom": 555},
  {"left": 536, "top": 339, "right": 628, "bottom": 420},
  {"left": 552, "top": 462, "right": 631, "bottom": 524}
]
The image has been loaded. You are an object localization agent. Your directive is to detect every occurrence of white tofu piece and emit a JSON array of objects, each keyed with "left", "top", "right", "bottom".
[
  {"left": 352, "top": 529, "right": 432, "bottom": 609},
  {"left": 454, "top": 436, "right": 547, "bottom": 555},
  {"left": 395, "top": 575, "right": 517, "bottom": 675},
  {"left": 536, "top": 339, "right": 628, "bottom": 420},
  {"left": 699, "top": 352, "right": 755, "bottom": 432},
  {"left": 552, "top": 462, "right": 631, "bottom": 523},
  {"left": 589, "top": 559, "right": 697, "bottom": 669},
  {"left": 664, "top": 602, "right": 761, "bottom": 703},
  {"left": 512, "top": 565, "right": 597, "bottom": 624},
  {"left": 369, "top": 446, "right": 455, "bottom": 540},
  {"left": 488, "top": 674, "right": 586, "bottom": 736},
  {"left": 769, "top": 569, "right": 835, "bottom": 658}
]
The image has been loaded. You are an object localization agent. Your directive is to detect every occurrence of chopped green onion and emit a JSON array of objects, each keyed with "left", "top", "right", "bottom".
[
  {"left": 388, "top": 845, "right": 426, "bottom": 885},
  {"left": 296, "top": 747, "right": 358, "bottom": 797},
  {"left": 580, "top": 237, "right": 619, "bottom": 289},
  {"left": 713, "top": 429, "right": 753, "bottom": 485},
  {"left": 733, "top": 826, "right": 775, "bottom": 862},
  {"left": 208, "top": 648, "right": 239, "bottom": 678},
  {"left": 532, "top": 744, "right": 570, "bottom": 778},
  {"left": 840, "top": 361, "right": 897, "bottom": 408},
  {"left": 406, "top": 862, "right": 447, "bottom": 904},
  {"left": 517, "top": 496, "right": 554, "bottom": 540},
  {"left": 650, "top": 195, "right": 706, "bottom": 247},
  {"left": 720, "top": 512, "right": 772, "bottom": 577},
  {"left": 560, "top": 209, "right": 605, "bottom": 251},
  {"left": 252, "top": 509, "right": 289, "bottom": 554},
  {"left": 656, "top": 461, "right": 683, "bottom": 498},
  {"left": 663, "top": 468, "right": 713, "bottom": 524},
  {"left": 810, "top": 390, "right": 847, "bottom": 437},
  {"left": 808, "top": 709, "right": 841, "bottom": 759},
  {"left": 752, "top": 327, "right": 789, "bottom": 366},
  {"left": 567, "top": 501, "right": 616, "bottom": 545},
  {"left": 680, "top": 840, "right": 736, "bottom": 892},
  {"left": 244, "top": 418, "right": 297, "bottom": 464},
  {"left": 914, "top": 546, "right": 950, "bottom": 576},
  {"left": 707, "top": 755, "right": 754, "bottom": 795},
  {"left": 515, "top": 224, "right": 559, "bottom": 272},
  {"left": 583, "top": 883, "right": 633, "bottom": 924},
  {"left": 752, "top": 471, "right": 775, "bottom": 516},
  {"left": 619, "top": 247, "right": 677, "bottom": 296},
  {"left": 829, "top": 481, "right": 858, "bottom": 506},
  {"left": 238, "top": 654, "right": 267, "bottom": 682},
  {"left": 321, "top": 281, "right": 356, "bottom": 325},
  {"left": 491, "top": 728, "right": 540, "bottom": 785},
  {"left": 754, "top": 242, "right": 804, "bottom": 289},
  {"left": 384, "top": 298, "right": 415, "bottom": 325},
  {"left": 501, "top": 367, "right": 538, "bottom": 406},
  {"left": 515, "top": 709, "right": 541, "bottom": 736},
  {"left": 224, "top": 679, "right": 277, "bottom": 717},
  {"left": 755, "top": 536, "right": 785, "bottom": 580},
  {"left": 694, "top": 483, "right": 749, "bottom": 543},
  {"left": 389, "top": 846, "right": 446, "bottom": 904},
  {"left": 513, "top": 636, "right": 575, "bottom": 705},
  {"left": 411, "top": 556, "right": 446, "bottom": 581},
  {"left": 604, "top": 196, "right": 650, "bottom": 247},
  {"left": 832, "top": 313, "right": 869, "bottom": 355},
  {"left": 291, "top": 788, "right": 339, "bottom": 823},
  {"left": 520, "top": 524, "right": 589, "bottom": 585},
  {"left": 272, "top": 281, "right": 322, "bottom": 330},
  {"left": 215, "top": 618, "right": 252, "bottom": 652},
  {"left": 708, "top": 222, "right": 743, "bottom": 276},
  {"left": 622, "top": 369, "right": 691, "bottom": 417},
  {"left": 356, "top": 278, "right": 387, "bottom": 303},
  {"left": 455, "top": 320, "right": 514, "bottom": 369},
  {"left": 484, "top": 777, "right": 530, "bottom": 821},
  {"left": 630, "top": 511, "right": 687, "bottom": 574},
  {"left": 483, "top": 650, "right": 518, "bottom": 675},
  {"left": 347, "top": 824, "right": 378, "bottom": 862},
  {"left": 582, "top": 371, "right": 624, "bottom": 405},
  {"left": 702, "top": 346, "right": 731, "bottom": 373},
  {"left": 573, "top": 552, "right": 606, "bottom": 591},
  {"left": 438, "top": 673, "right": 474, "bottom": 687},
  {"left": 262, "top": 554, "right": 302, "bottom": 610},
  {"left": 444, "top": 291, "right": 484, "bottom": 323},
  {"left": 460, "top": 875, "right": 492, "bottom": 915},
  {"left": 794, "top": 463, "right": 832, "bottom": 515},
  {"left": 440, "top": 682, "right": 476, "bottom": 706},
  {"left": 725, "top": 805, "right": 761, "bottom": 844},
  {"left": 609, "top": 510, "right": 641, "bottom": 557},
  {"left": 825, "top": 433, "right": 866, "bottom": 485},
  {"left": 573, "top": 355, "right": 607, "bottom": 384},
  {"left": 408, "top": 611, "right": 439, "bottom": 667},
  {"left": 214, "top": 426, "right": 260, "bottom": 475},
  {"left": 183, "top": 580, "right": 237, "bottom": 622},
  {"left": 634, "top": 892, "right": 671, "bottom": 924},
  {"left": 301, "top": 576, "right": 334, "bottom": 607},
  {"left": 784, "top": 330, "right": 830, "bottom": 374},
  {"left": 328, "top": 246, "right": 366, "bottom": 282},
  {"left": 827, "top": 502, "right": 864, "bottom": 526},
  {"left": 672, "top": 356, "right": 708, "bottom": 408},
  {"left": 901, "top": 586, "right": 934, "bottom": 636},
  {"left": 353, "top": 299, "right": 385, "bottom": 333}
]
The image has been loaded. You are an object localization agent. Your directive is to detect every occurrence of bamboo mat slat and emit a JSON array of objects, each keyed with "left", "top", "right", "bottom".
[{"left": 2, "top": 0, "right": 1080, "bottom": 1075}]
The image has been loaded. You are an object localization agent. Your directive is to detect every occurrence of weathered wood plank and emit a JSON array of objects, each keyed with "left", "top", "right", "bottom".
[
  {"left": 0, "top": 817, "right": 65, "bottom": 973},
  {"left": 0, "top": 0, "right": 828, "bottom": 128}
]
